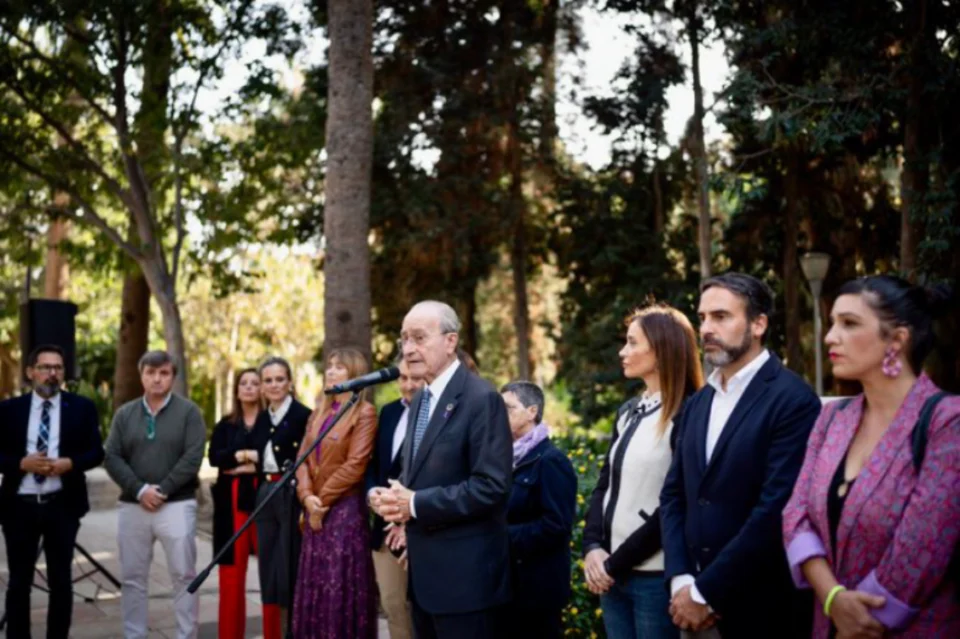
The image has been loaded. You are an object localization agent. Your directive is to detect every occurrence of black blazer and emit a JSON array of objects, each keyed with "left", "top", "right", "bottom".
[
  {"left": 364, "top": 398, "right": 406, "bottom": 550},
  {"left": 208, "top": 414, "right": 263, "bottom": 565},
  {"left": 252, "top": 398, "right": 312, "bottom": 479},
  {"left": 0, "top": 391, "right": 104, "bottom": 521},
  {"left": 401, "top": 363, "right": 513, "bottom": 615},
  {"left": 507, "top": 437, "right": 577, "bottom": 611},
  {"left": 660, "top": 354, "right": 820, "bottom": 637}
]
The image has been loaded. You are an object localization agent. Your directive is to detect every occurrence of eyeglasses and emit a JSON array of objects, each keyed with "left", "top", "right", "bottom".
[
  {"left": 397, "top": 331, "right": 454, "bottom": 348},
  {"left": 34, "top": 364, "right": 64, "bottom": 373}
]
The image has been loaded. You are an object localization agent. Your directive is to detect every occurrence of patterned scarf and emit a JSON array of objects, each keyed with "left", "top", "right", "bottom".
[{"left": 513, "top": 422, "right": 550, "bottom": 468}]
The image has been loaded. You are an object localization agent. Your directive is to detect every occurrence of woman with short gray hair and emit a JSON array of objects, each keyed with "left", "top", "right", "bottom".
[{"left": 500, "top": 381, "right": 577, "bottom": 639}]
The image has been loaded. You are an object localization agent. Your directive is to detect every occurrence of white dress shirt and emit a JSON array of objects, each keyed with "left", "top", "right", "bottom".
[
  {"left": 705, "top": 349, "right": 770, "bottom": 463},
  {"left": 19, "top": 392, "right": 63, "bottom": 495},
  {"left": 365, "top": 400, "right": 411, "bottom": 506},
  {"left": 671, "top": 349, "right": 771, "bottom": 606},
  {"left": 392, "top": 402, "right": 410, "bottom": 462},
  {"left": 409, "top": 358, "right": 461, "bottom": 518},
  {"left": 262, "top": 394, "right": 293, "bottom": 473}
]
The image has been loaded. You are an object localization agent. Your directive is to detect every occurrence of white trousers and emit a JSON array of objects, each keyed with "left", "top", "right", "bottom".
[{"left": 117, "top": 499, "right": 199, "bottom": 639}]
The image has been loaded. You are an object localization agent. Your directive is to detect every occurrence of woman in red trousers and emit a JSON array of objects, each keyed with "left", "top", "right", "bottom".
[{"left": 209, "top": 368, "right": 264, "bottom": 639}]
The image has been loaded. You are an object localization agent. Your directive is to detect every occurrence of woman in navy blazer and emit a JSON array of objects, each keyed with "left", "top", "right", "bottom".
[{"left": 500, "top": 381, "right": 577, "bottom": 639}]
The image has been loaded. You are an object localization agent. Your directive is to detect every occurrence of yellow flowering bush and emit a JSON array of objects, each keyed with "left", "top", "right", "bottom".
[{"left": 555, "top": 434, "right": 608, "bottom": 637}]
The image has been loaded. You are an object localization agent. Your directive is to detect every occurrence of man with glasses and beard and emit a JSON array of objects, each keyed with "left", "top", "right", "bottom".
[
  {"left": 0, "top": 344, "right": 104, "bottom": 639},
  {"left": 660, "top": 273, "right": 821, "bottom": 638}
]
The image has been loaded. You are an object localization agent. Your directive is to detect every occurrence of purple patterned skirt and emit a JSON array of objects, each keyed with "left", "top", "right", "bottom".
[{"left": 292, "top": 493, "right": 378, "bottom": 639}]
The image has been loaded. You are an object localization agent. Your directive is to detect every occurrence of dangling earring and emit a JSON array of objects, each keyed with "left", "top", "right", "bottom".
[{"left": 882, "top": 347, "right": 902, "bottom": 378}]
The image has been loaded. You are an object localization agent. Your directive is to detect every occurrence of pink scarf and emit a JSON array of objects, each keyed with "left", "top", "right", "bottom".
[{"left": 512, "top": 422, "right": 549, "bottom": 468}]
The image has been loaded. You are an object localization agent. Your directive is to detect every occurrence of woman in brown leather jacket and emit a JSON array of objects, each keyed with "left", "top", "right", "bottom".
[{"left": 291, "top": 348, "right": 379, "bottom": 638}]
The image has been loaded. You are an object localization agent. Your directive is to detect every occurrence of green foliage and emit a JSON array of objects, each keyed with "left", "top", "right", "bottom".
[
  {"left": 554, "top": 434, "right": 608, "bottom": 637},
  {"left": 550, "top": 151, "right": 699, "bottom": 425}
]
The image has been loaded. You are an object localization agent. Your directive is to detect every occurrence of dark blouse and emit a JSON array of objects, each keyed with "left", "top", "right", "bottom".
[
  {"left": 827, "top": 452, "right": 855, "bottom": 555},
  {"left": 827, "top": 453, "right": 855, "bottom": 639}
]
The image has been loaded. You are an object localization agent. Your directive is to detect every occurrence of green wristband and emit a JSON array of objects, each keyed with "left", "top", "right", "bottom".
[{"left": 824, "top": 584, "right": 846, "bottom": 617}]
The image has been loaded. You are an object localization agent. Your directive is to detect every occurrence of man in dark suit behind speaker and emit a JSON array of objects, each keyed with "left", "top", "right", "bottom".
[
  {"left": 0, "top": 344, "right": 105, "bottom": 639},
  {"left": 365, "top": 359, "right": 425, "bottom": 639},
  {"left": 377, "top": 301, "right": 513, "bottom": 639}
]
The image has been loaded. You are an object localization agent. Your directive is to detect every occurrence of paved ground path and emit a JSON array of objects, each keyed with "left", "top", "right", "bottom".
[{"left": 0, "top": 468, "right": 390, "bottom": 638}]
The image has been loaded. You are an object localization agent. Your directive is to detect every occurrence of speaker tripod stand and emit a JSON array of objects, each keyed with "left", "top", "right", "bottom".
[{"left": 0, "top": 541, "right": 122, "bottom": 630}]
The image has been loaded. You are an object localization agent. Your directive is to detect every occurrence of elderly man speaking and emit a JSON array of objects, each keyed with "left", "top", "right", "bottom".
[{"left": 376, "top": 300, "right": 513, "bottom": 639}]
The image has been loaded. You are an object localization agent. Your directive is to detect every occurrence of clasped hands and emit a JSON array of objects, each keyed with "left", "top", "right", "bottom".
[
  {"left": 303, "top": 495, "right": 329, "bottom": 531},
  {"left": 139, "top": 485, "right": 167, "bottom": 512},
  {"left": 20, "top": 451, "right": 72, "bottom": 477},
  {"left": 225, "top": 449, "right": 258, "bottom": 476},
  {"left": 669, "top": 586, "right": 718, "bottom": 632},
  {"left": 584, "top": 549, "right": 614, "bottom": 595},
  {"left": 370, "top": 479, "right": 414, "bottom": 524}
]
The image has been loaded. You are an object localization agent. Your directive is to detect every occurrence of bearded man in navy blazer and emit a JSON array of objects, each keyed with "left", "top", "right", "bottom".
[
  {"left": 0, "top": 344, "right": 104, "bottom": 639},
  {"left": 660, "top": 274, "right": 820, "bottom": 638},
  {"left": 378, "top": 301, "right": 513, "bottom": 639}
]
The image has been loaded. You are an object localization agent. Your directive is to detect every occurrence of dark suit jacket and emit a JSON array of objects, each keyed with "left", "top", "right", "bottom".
[
  {"left": 251, "top": 398, "right": 312, "bottom": 479},
  {"left": 365, "top": 398, "right": 406, "bottom": 550},
  {"left": 660, "top": 354, "right": 820, "bottom": 637},
  {"left": 507, "top": 437, "right": 577, "bottom": 612},
  {"left": 401, "top": 363, "right": 513, "bottom": 615},
  {"left": 0, "top": 391, "right": 104, "bottom": 522}
]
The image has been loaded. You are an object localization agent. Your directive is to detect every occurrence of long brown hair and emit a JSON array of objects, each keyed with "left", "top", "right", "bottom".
[
  {"left": 228, "top": 368, "right": 261, "bottom": 425},
  {"left": 626, "top": 304, "right": 705, "bottom": 436},
  {"left": 313, "top": 348, "right": 370, "bottom": 429}
]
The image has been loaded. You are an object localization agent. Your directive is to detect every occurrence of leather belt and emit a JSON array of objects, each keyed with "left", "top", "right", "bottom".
[
  {"left": 263, "top": 473, "right": 284, "bottom": 483},
  {"left": 18, "top": 491, "right": 62, "bottom": 505}
]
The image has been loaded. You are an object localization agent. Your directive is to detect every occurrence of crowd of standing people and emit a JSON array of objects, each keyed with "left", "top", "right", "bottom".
[{"left": 0, "top": 271, "right": 958, "bottom": 639}]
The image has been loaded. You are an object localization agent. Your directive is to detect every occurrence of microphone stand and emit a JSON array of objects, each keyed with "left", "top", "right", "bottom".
[{"left": 188, "top": 390, "right": 363, "bottom": 616}]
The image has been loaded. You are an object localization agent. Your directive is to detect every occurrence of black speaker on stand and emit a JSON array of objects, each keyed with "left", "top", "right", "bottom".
[{"left": 19, "top": 299, "right": 79, "bottom": 382}]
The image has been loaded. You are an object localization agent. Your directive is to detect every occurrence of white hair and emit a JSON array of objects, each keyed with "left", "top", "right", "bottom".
[{"left": 410, "top": 300, "right": 461, "bottom": 335}]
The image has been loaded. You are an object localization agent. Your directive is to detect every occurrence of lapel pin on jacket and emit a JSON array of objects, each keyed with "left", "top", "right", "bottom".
[{"left": 443, "top": 403, "right": 456, "bottom": 419}]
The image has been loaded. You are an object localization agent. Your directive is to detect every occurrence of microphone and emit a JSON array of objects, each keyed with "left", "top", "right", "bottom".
[{"left": 324, "top": 366, "right": 400, "bottom": 395}]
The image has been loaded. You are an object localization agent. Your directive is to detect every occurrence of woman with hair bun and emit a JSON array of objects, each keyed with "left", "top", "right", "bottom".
[
  {"left": 784, "top": 276, "right": 960, "bottom": 638},
  {"left": 253, "top": 356, "right": 313, "bottom": 639}
]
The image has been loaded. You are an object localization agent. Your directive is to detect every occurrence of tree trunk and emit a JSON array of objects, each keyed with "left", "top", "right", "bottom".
[
  {"left": 152, "top": 276, "right": 188, "bottom": 395},
  {"left": 113, "top": 260, "right": 150, "bottom": 410},
  {"left": 112, "top": 0, "right": 171, "bottom": 407},
  {"left": 653, "top": 161, "right": 665, "bottom": 236},
  {"left": 688, "top": 10, "right": 712, "bottom": 281},
  {"left": 458, "top": 285, "right": 480, "bottom": 366},
  {"left": 539, "top": 0, "right": 558, "bottom": 164},
  {"left": 510, "top": 171, "right": 533, "bottom": 379},
  {"left": 323, "top": 0, "right": 374, "bottom": 361},
  {"left": 0, "top": 342, "right": 17, "bottom": 399},
  {"left": 43, "top": 215, "right": 69, "bottom": 299},
  {"left": 783, "top": 151, "right": 804, "bottom": 375},
  {"left": 136, "top": 256, "right": 187, "bottom": 394},
  {"left": 900, "top": 0, "right": 931, "bottom": 282}
]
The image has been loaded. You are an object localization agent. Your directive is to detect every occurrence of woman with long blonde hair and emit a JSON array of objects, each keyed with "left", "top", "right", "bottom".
[{"left": 292, "top": 348, "right": 378, "bottom": 638}]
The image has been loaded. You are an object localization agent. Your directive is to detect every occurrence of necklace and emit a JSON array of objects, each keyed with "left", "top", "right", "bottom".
[{"left": 837, "top": 476, "right": 856, "bottom": 498}]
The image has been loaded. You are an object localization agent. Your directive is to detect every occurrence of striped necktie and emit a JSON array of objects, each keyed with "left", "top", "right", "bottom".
[
  {"left": 411, "top": 388, "right": 433, "bottom": 459},
  {"left": 35, "top": 399, "right": 52, "bottom": 484}
]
